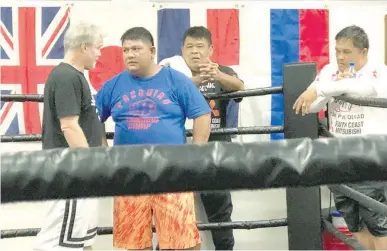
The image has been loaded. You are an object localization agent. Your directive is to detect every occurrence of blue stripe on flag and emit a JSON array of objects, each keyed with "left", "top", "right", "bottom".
[
  {"left": 0, "top": 46, "right": 9, "bottom": 60},
  {"left": 270, "top": 9, "right": 300, "bottom": 140},
  {"left": 1, "top": 7, "right": 13, "bottom": 35},
  {"left": 157, "top": 9, "right": 190, "bottom": 63},
  {"left": 5, "top": 116, "right": 20, "bottom": 135},
  {"left": 47, "top": 21, "right": 69, "bottom": 59},
  {"left": 41, "top": 7, "right": 60, "bottom": 35}
]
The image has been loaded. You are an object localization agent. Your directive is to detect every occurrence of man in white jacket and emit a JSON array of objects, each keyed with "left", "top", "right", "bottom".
[
  {"left": 294, "top": 25, "right": 387, "bottom": 250},
  {"left": 160, "top": 26, "right": 244, "bottom": 250}
]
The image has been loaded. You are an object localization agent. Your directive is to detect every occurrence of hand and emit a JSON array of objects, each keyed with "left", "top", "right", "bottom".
[
  {"left": 293, "top": 87, "right": 318, "bottom": 115},
  {"left": 191, "top": 75, "right": 206, "bottom": 86},
  {"left": 191, "top": 74, "right": 215, "bottom": 87},
  {"left": 199, "top": 61, "right": 220, "bottom": 83},
  {"left": 336, "top": 71, "right": 352, "bottom": 81}
]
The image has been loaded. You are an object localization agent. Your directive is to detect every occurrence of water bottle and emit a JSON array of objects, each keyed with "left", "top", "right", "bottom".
[
  {"left": 330, "top": 211, "right": 353, "bottom": 250},
  {"left": 348, "top": 62, "right": 356, "bottom": 78},
  {"left": 332, "top": 211, "right": 347, "bottom": 230}
]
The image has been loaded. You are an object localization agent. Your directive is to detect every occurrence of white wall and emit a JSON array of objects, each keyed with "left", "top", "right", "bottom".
[{"left": 1, "top": 0, "right": 387, "bottom": 250}]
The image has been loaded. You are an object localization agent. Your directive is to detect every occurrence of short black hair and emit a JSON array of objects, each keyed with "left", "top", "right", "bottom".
[
  {"left": 335, "top": 25, "right": 369, "bottom": 50},
  {"left": 120, "top": 27, "right": 154, "bottom": 46},
  {"left": 182, "top": 26, "right": 212, "bottom": 46}
]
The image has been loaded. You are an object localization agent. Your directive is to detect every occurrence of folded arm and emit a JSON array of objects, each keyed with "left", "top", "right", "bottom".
[
  {"left": 316, "top": 78, "right": 379, "bottom": 98},
  {"left": 216, "top": 70, "right": 244, "bottom": 92},
  {"left": 307, "top": 80, "right": 330, "bottom": 113},
  {"left": 308, "top": 96, "right": 330, "bottom": 113},
  {"left": 307, "top": 70, "right": 387, "bottom": 114}
]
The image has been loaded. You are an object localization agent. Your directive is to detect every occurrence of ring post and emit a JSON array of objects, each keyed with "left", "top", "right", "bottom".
[{"left": 283, "top": 62, "right": 322, "bottom": 250}]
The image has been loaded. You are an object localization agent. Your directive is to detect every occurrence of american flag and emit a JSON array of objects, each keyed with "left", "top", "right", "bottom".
[{"left": 0, "top": 6, "right": 70, "bottom": 135}]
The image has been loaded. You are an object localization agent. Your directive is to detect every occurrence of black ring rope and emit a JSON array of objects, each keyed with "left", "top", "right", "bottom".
[
  {"left": 3, "top": 88, "right": 387, "bottom": 109},
  {"left": 329, "top": 185, "right": 387, "bottom": 216},
  {"left": 335, "top": 95, "right": 387, "bottom": 108},
  {"left": 204, "top": 86, "right": 283, "bottom": 100},
  {"left": 0, "top": 86, "right": 283, "bottom": 103},
  {"left": 2, "top": 135, "right": 387, "bottom": 203},
  {"left": 318, "top": 122, "right": 334, "bottom": 138},
  {"left": 322, "top": 218, "right": 365, "bottom": 250},
  {"left": 1, "top": 219, "right": 287, "bottom": 239},
  {"left": 0, "top": 126, "right": 284, "bottom": 142},
  {"left": 0, "top": 94, "right": 44, "bottom": 102}
]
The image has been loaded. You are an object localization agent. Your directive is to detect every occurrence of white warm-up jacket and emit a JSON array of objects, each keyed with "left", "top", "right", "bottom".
[{"left": 308, "top": 62, "right": 387, "bottom": 136}]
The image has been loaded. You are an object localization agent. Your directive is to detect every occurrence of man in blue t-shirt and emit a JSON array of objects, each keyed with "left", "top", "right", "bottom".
[{"left": 95, "top": 27, "right": 211, "bottom": 250}]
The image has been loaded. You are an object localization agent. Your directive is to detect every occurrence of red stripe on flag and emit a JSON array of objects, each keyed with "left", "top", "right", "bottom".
[
  {"left": 299, "top": 9, "right": 329, "bottom": 72},
  {"left": 42, "top": 8, "right": 70, "bottom": 58},
  {"left": 207, "top": 9, "right": 240, "bottom": 66},
  {"left": 299, "top": 9, "right": 329, "bottom": 119},
  {"left": 0, "top": 102, "right": 14, "bottom": 124},
  {"left": 1, "top": 26, "right": 14, "bottom": 49}
]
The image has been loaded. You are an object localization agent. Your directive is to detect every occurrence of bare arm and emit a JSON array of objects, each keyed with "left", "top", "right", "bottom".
[
  {"left": 54, "top": 76, "right": 90, "bottom": 148},
  {"left": 192, "top": 113, "right": 211, "bottom": 144},
  {"left": 215, "top": 71, "right": 244, "bottom": 91},
  {"left": 101, "top": 123, "right": 109, "bottom": 146},
  {"left": 60, "top": 116, "right": 89, "bottom": 148}
]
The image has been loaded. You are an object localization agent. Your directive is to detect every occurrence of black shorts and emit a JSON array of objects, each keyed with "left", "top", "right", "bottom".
[{"left": 332, "top": 182, "right": 387, "bottom": 237}]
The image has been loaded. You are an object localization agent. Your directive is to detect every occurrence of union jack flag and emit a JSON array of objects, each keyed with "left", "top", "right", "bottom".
[{"left": 0, "top": 6, "right": 70, "bottom": 135}]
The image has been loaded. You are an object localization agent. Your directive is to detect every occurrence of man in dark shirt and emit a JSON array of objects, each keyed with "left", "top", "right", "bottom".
[
  {"left": 183, "top": 26, "right": 244, "bottom": 251},
  {"left": 161, "top": 26, "right": 244, "bottom": 250},
  {"left": 34, "top": 21, "right": 104, "bottom": 251},
  {"left": 195, "top": 65, "right": 242, "bottom": 142},
  {"left": 42, "top": 62, "right": 103, "bottom": 149}
]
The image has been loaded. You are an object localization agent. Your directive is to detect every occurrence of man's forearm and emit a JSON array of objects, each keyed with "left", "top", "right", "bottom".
[
  {"left": 102, "top": 135, "right": 109, "bottom": 146},
  {"left": 192, "top": 113, "right": 211, "bottom": 144},
  {"left": 316, "top": 79, "right": 377, "bottom": 97},
  {"left": 63, "top": 125, "right": 89, "bottom": 148},
  {"left": 217, "top": 72, "right": 244, "bottom": 91},
  {"left": 101, "top": 123, "right": 109, "bottom": 146}
]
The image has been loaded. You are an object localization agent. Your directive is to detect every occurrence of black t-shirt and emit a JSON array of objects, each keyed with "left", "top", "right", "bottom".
[
  {"left": 42, "top": 62, "right": 103, "bottom": 149},
  {"left": 199, "top": 65, "right": 242, "bottom": 142}
]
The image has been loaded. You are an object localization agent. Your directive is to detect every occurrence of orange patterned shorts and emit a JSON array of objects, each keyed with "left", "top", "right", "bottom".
[{"left": 113, "top": 192, "right": 201, "bottom": 250}]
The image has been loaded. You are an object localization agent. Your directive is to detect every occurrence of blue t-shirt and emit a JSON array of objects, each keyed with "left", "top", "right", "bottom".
[{"left": 96, "top": 66, "right": 211, "bottom": 145}]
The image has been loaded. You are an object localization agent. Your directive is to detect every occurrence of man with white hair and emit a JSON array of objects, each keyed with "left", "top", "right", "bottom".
[{"left": 34, "top": 21, "right": 104, "bottom": 251}]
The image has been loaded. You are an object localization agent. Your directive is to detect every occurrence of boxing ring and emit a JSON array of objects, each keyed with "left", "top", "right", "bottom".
[{"left": 2, "top": 62, "right": 387, "bottom": 250}]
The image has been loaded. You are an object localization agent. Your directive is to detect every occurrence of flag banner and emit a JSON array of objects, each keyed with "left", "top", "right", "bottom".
[{"left": 1, "top": 2, "right": 385, "bottom": 143}]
